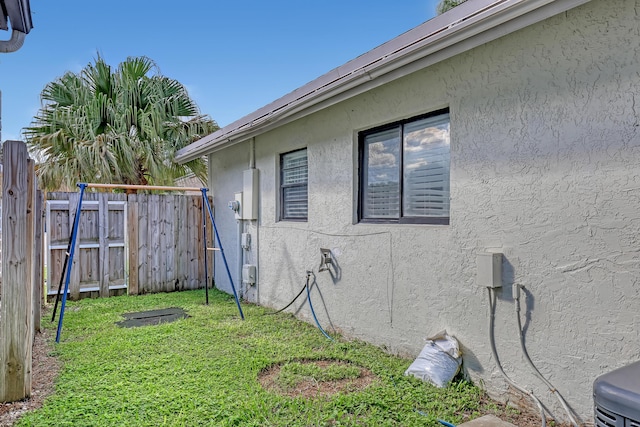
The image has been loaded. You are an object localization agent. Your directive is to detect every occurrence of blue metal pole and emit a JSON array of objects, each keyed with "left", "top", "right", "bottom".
[
  {"left": 202, "top": 189, "right": 244, "bottom": 320},
  {"left": 55, "top": 183, "right": 87, "bottom": 343},
  {"left": 201, "top": 189, "right": 209, "bottom": 305}
]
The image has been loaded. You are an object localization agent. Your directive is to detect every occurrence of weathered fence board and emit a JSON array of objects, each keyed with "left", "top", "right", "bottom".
[
  {"left": 47, "top": 192, "right": 213, "bottom": 299},
  {"left": 177, "top": 196, "right": 189, "bottom": 288},
  {"left": 69, "top": 193, "right": 80, "bottom": 300},
  {"left": 99, "top": 196, "right": 109, "bottom": 297},
  {"left": 33, "top": 190, "right": 44, "bottom": 333},
  {"left": 26, "top": 160, "right": 39, "bottom": 335},
  {"left": 127, "top": 196, "right": 139, "bottom": 295},
  {"left": 48, "top": 193, "right": 126, "bottom": 298},
  {"left": 0, "top": 140, "right": 43, "bottom": 402},
  {"left": 148, "top": 194, "right": 160, "bottom": 292}
]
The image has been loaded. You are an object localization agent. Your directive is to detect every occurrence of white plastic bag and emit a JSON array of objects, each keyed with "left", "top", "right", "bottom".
[{"left": 404, "top": 330, "right": 462, "bottom": 387}]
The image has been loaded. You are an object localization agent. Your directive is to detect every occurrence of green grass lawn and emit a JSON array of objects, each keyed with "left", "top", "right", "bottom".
[{"left": 19, "top": 289, "right": 504, "bottom": 426}]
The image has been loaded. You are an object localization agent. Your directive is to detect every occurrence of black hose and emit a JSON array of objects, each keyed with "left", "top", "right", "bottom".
[
  {"left": 265, "top": 282, "right": 307, "bottom": 315},
  {"left": 265, "top": 272, "right": 334, "bottom": 341}
]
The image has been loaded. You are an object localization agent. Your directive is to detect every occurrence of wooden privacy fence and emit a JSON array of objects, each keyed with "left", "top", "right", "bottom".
[
  {"left": 46, "top": 191, "right": 213, "bottom": 299},
  {"left": 0, "top": 140, "right": 45, "bottom": 402}
]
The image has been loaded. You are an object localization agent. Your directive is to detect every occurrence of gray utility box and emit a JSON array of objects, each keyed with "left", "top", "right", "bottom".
[{"left": 593, "top": 361, "right": 640, "bottom": 427}]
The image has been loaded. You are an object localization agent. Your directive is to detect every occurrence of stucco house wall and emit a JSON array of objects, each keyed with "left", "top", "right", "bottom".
[{"left": 207, "top": 0, "right": 640, "bottom": 420}]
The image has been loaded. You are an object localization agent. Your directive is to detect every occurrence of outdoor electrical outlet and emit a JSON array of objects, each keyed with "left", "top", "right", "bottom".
[
  {"left": 513, "top": 283, "right": 521, "bottom": 299},
  {"left": 242, "top": 264, "right": 256, "bottom": 285},
  {"left": 477, "top": 252, "right": 503, "bottom": 288}
]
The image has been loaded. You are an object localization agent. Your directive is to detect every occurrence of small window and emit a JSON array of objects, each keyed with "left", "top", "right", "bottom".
[
  {"left": 358, "top": 109, "right": 450, "bottom": 225},
  {"left": 280, "top": 148, "right": 308, "bottom": 221}
]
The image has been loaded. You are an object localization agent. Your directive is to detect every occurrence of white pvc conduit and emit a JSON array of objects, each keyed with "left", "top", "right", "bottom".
[
  {"left": 514, "top": 284, "right": 580, "bottom": 427},
  {"left": 487, "top": 287, "right": 547, "bottom": 427}
]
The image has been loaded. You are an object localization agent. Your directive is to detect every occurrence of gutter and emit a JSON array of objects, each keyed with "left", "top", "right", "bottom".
[
  {"left": 175, "top": 0, "right": 593, "bottom": 163},
  {"left": 0, "top": 29, "right": 26, "bottom": 53}
]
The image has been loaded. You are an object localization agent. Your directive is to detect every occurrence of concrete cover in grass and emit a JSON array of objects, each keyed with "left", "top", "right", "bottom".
[
  {"left": 458, "top": 415, "right": 518, "bottom": 427},
  {"left": 116, "top": 307, "right": 189, "bottom": 328}
]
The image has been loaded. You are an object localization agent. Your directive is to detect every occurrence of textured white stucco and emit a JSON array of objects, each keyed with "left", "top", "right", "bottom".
[{"left": 208, "top": 0, "right": 640, "bottom": 421}]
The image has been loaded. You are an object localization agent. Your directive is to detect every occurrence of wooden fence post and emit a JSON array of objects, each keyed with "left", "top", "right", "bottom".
[{"left": 0, "top": 140, "right": 33, "bottom": 402}]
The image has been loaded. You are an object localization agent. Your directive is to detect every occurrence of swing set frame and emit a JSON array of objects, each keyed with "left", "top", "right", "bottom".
[{"left": 53, "top": 182, "right": 244, "bottom": 343}]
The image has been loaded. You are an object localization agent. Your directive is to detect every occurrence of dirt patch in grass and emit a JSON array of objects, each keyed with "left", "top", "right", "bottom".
[
  {"left": 0, "top": 328, "right": 60, "bottom": 427},
  {"left": 258, "top": 359, "right": 377, "bottom": 398},
  {"left": 260, "top": 360, "right": 572, "bottom": 427},
  {"left": 461, "top": 392, "right": 575, "bottom": 427}
]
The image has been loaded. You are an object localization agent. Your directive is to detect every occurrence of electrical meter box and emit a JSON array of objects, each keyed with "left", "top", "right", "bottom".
[
  {"left": 229, "top": 192, "right": 242, "bottom": 220},
  {"left": 477, "top": 252, "right": 502, "bottom": 288},
  {"left": 242, "top": 169, "right": 259, "bottom": 220}
]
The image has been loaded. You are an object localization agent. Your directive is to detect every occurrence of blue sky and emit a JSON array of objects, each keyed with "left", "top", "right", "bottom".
[{"left": 0, "top": 0, "right": 441, "bottom": 142}]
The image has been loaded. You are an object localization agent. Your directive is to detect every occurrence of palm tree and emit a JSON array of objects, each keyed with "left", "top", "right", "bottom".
[
  {"left": 25, "top": 55, "right": 218, "bottom": 191},
  {"left": 437, "top": 0, "right": 467, "bottom": 14}
]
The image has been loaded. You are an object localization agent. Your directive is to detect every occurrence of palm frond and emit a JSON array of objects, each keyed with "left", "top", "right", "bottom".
[{"left": 25, "top": 55, "right": 217, "bottom": 190}]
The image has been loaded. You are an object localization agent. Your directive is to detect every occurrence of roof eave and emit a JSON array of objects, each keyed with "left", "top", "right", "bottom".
[{"left": 175, "top": 0, "right": 592, "bottom": 164}]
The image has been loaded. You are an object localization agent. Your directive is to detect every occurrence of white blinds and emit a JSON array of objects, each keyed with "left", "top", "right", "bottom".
[
  {"left": 281, "top": 149, "right": 308, "bottom": 219},
  {"left": 403, "top": 115, "right": 450, "bottom": 218},
  {"left": 363, "top": 128, "right": 401, "bottom": 218}
]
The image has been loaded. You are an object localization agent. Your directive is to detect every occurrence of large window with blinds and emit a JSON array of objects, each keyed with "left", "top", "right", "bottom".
[
  {"left": 358, "top": 109, "right": 450, "bottom": 225},
  {"left": 280, "top": 148, "right": 308, "bottom": 221}
]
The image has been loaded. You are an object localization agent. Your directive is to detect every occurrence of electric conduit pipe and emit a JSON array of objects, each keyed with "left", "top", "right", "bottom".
[
  {"left": 237, "top": 219, "right": 243, "bottom": 299},
  {"left": 487, "top": 287, "right": 546, "bottom": 427},
  {"left": 514, "top": 284, "right": 580, "bottom": 427}
]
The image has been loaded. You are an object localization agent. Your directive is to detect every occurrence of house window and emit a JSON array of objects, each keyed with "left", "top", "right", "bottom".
[
  {"left": 359, "top": 109, "right": 450, "bottom": 225},
  {"left": 280, "top": 148, "right": 308, "bottom": 221}
]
